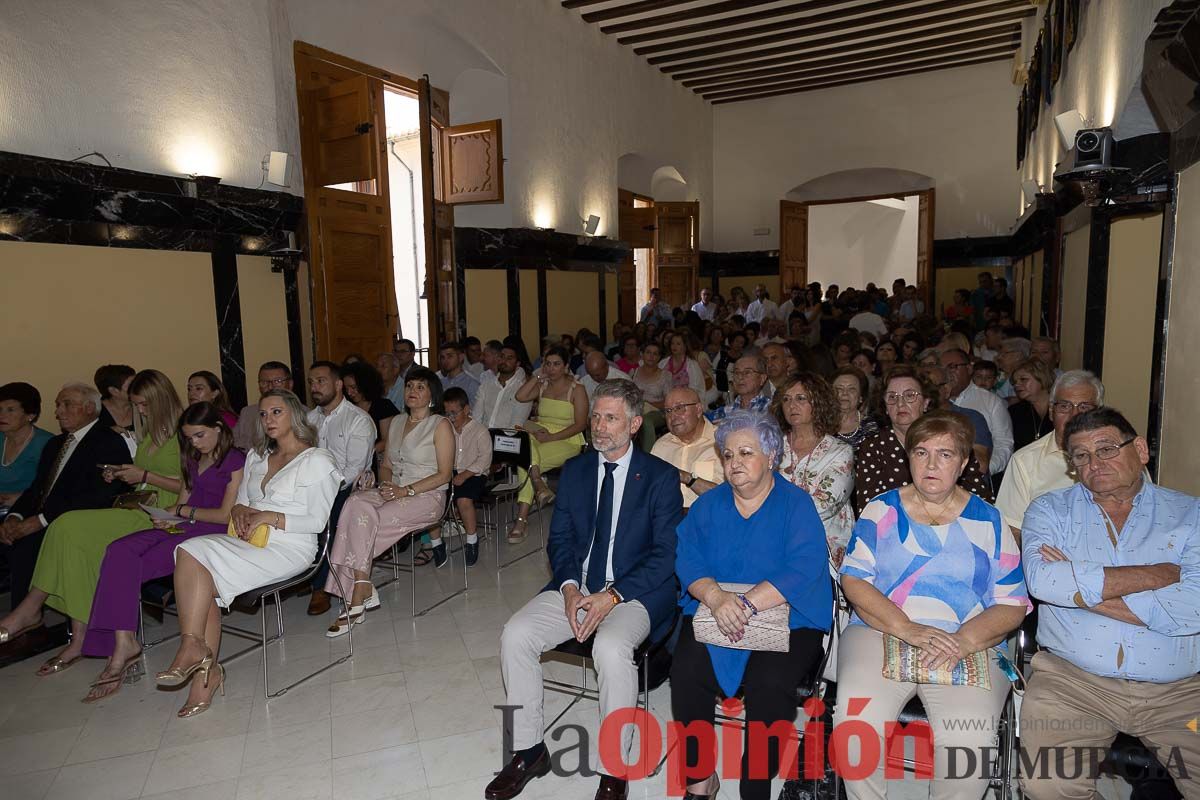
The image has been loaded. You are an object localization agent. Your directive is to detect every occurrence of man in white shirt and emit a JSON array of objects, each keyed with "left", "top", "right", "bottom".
[
  {"left": 690, "top": 287, "right": 716, "bottom": 321},
  {"left": 995, "top": 371, "right": 1103, "bottom": 539},
  {"left": 473, "top": 344, "right": 533, "bottom": 429},
  {"left": 581, "top": 352, "right": 632, "bottom": 401},
  {"left": 651, "top": 387, "right": 722, "bottom": 508},
  {"left": 304, "top": 361, "right": 377, "bottom": 615},
  {"left": 848, "top": 301, "right": 888, "bottom": 339},
  {"left": 463, "top": 336, "right": 485, "bottom": 379},
  {"left": 745, "top": 283, "right": 779, "bottom": 324},
  {"left": 940, "top": 348, "right": 1014, "bottom": 474},
  {"left": 778, "top": 284, "right": 806, "bottom": 322}
]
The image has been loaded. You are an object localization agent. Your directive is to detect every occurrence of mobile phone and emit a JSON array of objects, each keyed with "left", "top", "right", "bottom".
[{"left": 97, "top": 463, "right": 116, "bottom": 470}]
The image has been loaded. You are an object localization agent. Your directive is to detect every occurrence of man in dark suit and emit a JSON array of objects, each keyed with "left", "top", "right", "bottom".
[
  {"left": 0, "top": 382, "right": 131, "bottom": 615},
  {"left": 487, "top": 380, "right": 683, "bottom": 800}
]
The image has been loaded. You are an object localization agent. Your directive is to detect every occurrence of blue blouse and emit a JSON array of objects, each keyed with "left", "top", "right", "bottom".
[
  {"left": 676, "top": 473, "right": 833, "bottom": 695},
  {"left": 0, "top": 427, "right": 53, "bottom": 496}
]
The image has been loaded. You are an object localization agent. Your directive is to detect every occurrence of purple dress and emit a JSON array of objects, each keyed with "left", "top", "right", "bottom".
[{"left": 82, "top": 448, "right": 247, "bottom": 657}]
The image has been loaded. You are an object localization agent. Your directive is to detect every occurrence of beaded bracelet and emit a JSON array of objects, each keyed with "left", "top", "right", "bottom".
[{"left": 738, "top": 593, "right": 758, "bottom": 616}]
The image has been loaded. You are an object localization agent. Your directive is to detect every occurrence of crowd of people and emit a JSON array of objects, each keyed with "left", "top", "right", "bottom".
[{"left": 0, "top": 271, "right": 1194, "bottom": 800}]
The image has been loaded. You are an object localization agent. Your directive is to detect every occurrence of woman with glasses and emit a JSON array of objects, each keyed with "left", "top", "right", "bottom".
[
  {"left": 854, "top": 365, "right": 992, "bottom": 510},
  {"left": 831, "top": 366, "right": 880, "bottom": 449}
]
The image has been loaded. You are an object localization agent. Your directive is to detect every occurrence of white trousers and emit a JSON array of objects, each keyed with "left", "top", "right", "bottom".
[{"left": 499, "top": 589, "right": 651, "bottom": 772}]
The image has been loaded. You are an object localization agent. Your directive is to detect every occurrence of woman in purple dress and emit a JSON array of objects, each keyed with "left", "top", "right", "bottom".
[{"left": 81, "top": 402, "right": 245, "bottom": 703}]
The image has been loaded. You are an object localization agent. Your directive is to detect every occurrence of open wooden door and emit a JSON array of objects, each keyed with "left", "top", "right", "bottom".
[
  {"left": 779, "top": 200, "right": 808, "bottom": 296},
  {"left": 296, "top": 48, "right": 397, "bottom": 362},
  {"left": 655, "top": 202, "right": 699, "bottom": 310},
  {"left": 917, "top": 188, "right": 935, "bottom": 308},
  {"left": 419, "top": 77, "right": 504, "bottom": 354},
  {"left": 617, "top": 189, "right": 655, "bottom": 323}
]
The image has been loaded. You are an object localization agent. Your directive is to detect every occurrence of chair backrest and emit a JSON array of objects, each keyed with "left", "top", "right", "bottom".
[{"left": 489, "top": 428, "right": 533, "bottom": 470}]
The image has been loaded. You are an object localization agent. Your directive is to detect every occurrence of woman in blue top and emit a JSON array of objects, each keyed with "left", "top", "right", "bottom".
[
  {"left": 672, "top": 409, "right": 832, "bottom": 800},
  {"left": 0, "top": 383, "right": 54, "bottom": 508}
]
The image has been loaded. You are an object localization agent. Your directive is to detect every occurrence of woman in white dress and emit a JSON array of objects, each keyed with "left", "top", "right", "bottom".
[{"left": 155, "top": 390, "right": 341, "bottom": 716}]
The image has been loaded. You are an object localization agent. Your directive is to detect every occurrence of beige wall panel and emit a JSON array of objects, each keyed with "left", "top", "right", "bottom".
[
  {"left": 1059, "top": 226, "right": 1091, "bottom": 372},
  {"left": 0, "top": 241, "right": 220, "bottom": 422},
  {"left": 463, "top": 269, "right": 509, "bottom": 345},
  {"left": 546, "top": 272, "right": 600, "bottom": 339},
  {"left": 237, "top": 255, "right": 291, "bottom": 405},
  {"left": 1162, "top": 164, "right": 1200, "bottom": 492},
  {"left": 520, "top": 269, "right": 540, "bottom": 357}
]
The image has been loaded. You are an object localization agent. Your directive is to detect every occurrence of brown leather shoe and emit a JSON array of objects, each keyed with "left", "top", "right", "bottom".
[
  {"left": 483, "top": 750, "right": 550, "bottom": 800},
  {"left": 594, "top": 775, "right": 629, "bottom": 800},
  {"left": 306, "top": 589, "right": 331, "bottom": 616}
]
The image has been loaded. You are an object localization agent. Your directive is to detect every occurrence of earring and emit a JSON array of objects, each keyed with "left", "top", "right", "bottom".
[{"left": 429, "top": 401, "right": 434, "bottom": 408}]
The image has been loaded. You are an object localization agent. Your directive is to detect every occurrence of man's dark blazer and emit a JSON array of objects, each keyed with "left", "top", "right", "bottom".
[{"left": 544, "top": 445, "right": 683, "bottom": 642}]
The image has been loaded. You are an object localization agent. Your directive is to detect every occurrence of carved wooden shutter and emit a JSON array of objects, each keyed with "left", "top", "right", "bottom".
[
  {"left": 655, "top": 202, "right": 699, "bottom": 310},
  {"left": 443, "top": 120, "right": 504, "bottom": 205},
  {"left": 779, "top": 200, "right": 808, "bottom": 298}
]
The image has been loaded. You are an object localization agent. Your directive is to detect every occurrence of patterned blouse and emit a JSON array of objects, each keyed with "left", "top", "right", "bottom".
[
  {"left": 853, "top": 426, "right": 993, "bottom": 511},
  {"left": 779, "top": 434, "right": 855, "bottom": 566},
  {"left": 834, "top": 414, "right": 881, "bottom": 450}
]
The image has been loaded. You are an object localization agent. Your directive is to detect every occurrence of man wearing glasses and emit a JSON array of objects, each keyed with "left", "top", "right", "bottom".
[
  {"left": 232, "top": 361, "right": 304, "bottom": 450},
  {"left": 707, "top": 354, "right": 771, "bottom": 422},
  {"left": 1019, "top": 407, "right": 1200, "bottom": 800},
  {"left": 651, "top": 387, "right": 722, "bottom": 508},
  {"left": 995, "top": 370, "right": 1103, "bottom": 542},
  {"left": 939, "top": 348, "right": 1013, "bottom": 474}
]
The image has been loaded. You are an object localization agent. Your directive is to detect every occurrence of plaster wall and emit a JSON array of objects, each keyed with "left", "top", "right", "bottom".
[{"left": 807, "top": 196, "right": 920, "bottom": 290}]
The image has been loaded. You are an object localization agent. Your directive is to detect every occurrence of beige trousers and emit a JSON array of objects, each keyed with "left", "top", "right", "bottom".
[
  {"left": 1019, "top": 650, "right": 1200, "bottom": 800},
  {"left": 833, "top": 625, "right": 1012, "bottom": 800}
]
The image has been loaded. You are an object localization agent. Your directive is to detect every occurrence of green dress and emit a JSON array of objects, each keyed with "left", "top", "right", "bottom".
[{"left": 33, "top": 435, "right": 181, "bottom": 623}]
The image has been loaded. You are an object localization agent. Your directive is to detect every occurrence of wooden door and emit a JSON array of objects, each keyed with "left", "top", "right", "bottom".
[
  {"left": 296, "top": 48, "right": 397, "bottom": 362},
  {"left": 779, "top": 200, "right": 808, "bottom": 298},
  {"left": 617, "top": 188, "right": 654, "bottom": 324},
  {"left": 655, "top": 202, "right": 699, "bottom": 310},
  {"left": 917, "top": 189, "right": 935, "bottom": 308}
]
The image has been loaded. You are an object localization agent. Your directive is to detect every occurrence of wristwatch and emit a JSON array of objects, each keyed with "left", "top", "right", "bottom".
[
  {"left": 685, "top": 474, "right": 698, "bottom": 488},
  {"left": 405, "top": 485, "right": 416, "bottom": 497}
]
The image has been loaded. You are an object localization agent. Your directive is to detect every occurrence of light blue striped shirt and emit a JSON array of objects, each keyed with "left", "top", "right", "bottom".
[{"left": 1022, "top": 480, "right": 1200, "bottom": 682}]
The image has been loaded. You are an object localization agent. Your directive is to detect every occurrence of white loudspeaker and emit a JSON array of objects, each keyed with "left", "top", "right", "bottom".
[
  {"left": 584, "top": 214, "right": 600, "bottom": 235},
  {"left": 1022, "top": 179, "right": 1041, "bottom": 203},
  {"left": 1054, "top": 110, "right": 1086, "bottom": 150},
  {"left": 266, "top": 151, "right": 290, "bottom": 187}
]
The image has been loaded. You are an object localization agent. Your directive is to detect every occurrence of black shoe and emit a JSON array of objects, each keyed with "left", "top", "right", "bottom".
[
  {"left": 484, "top": 749, "right": 551, "bottom": 800},
  {"left": 432, "top": 542, "right": 448, "bottom": 568},
  {"left": 465, "top": 541, "right": 479, "bottom": 567}
]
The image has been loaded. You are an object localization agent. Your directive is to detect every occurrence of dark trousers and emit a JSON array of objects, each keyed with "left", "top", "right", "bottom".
[
  {"left": 312, "top": 485, "right": 352, "bottom": 590},
  {"left": 5, "top": 528, "right": 47, "bottom": 610},
  {"left": 670, "top": 616, "right": 823, "bottom": 800}
]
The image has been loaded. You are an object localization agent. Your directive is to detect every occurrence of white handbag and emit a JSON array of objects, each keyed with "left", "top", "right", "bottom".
[{"left": 693, "top": 582, "right": 791, "bottom": 652}]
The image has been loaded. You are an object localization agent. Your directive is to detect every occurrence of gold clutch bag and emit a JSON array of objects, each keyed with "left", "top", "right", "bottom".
[
  {"left": 113, "top": 490, "right": 156, "bottom": 511},
  {"left": 226, "top": 519, "right": 271, "bottom": 548}
]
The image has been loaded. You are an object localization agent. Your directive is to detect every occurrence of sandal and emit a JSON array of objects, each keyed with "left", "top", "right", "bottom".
[
  {"left": 412, "top": 548, "right": 433, "bottom": 566},
  {"left": 327, "top": 580, "right": 372, "bottom": 638},
  {"left": 507, "top": 517, "right": 529, "bottom": 544},
  {"left": 36, "top": 652, "right": 83, "bottom": 677},
  {"left": 82, "top": 651, "right": 144, "bottom": 704},
  {"left": 177, "top": 663, "right": 225, "bottom": 718},
  {"left": 155, "top": 633, "right": 214, "bottom": 688},
  {"left": 0, "top": 616, "right": 42, "bottom": 645}
]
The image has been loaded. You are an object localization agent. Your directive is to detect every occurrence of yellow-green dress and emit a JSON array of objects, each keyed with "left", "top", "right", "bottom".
[
  {"left": 32, "top": 435, "right": 181, "bottom": 623},
  {"left": 517, "top": 392, "right": 586, "bottom": 505}
]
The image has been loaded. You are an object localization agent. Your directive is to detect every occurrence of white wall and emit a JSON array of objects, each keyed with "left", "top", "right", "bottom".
[
  {"left": 0, "top": 0, "right": 714, "bottom": 244},
  {"left": 712, "top": 60, "right": 1015, "bottom": 251},
  {"left": 807, "top": 196, "right": 919, "bottom": 290}
]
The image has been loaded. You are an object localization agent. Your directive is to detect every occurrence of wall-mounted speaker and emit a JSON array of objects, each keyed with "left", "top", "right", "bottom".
[
  {"left": 584, "top": 214, "right": 600, "bottom": 235},
  {"left": 266, "top": 151, "right": 290, "bottom": 187}
]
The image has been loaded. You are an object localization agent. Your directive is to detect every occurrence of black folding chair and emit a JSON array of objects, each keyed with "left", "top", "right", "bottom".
[
  {"left": 486, "top": 428, "right": 552, "bottom": 571},
  {"left": 372, "top": 486, "right": 469, "bottom": 617}
]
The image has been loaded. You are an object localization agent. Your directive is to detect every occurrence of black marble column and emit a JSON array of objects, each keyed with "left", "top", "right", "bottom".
[
  {"left": 506, "top": 266, "right": 521, "bottom": 338},
  {"left": 273, "top": 255, "right": 307, "bottom": 406},
  {"left": 211, "top": 238, "right": 248, "bottom": 410}
]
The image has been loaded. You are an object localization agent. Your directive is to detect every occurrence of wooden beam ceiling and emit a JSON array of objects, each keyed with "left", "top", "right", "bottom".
[{"left": 561, "top": 0, "right": 1032, "bottom": 104}]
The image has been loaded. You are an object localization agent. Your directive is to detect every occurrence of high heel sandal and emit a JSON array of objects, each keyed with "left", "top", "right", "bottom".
[
  {"left": 177, "top": 663, "right": 225, "bottom": 718},
  {"left": 326, "top": 580, "right": 372, "bottom": 638},
  {"left": 82, "top": 651, "right": 144, "bottom": 704},
  {"left": 155, "top": 633, "right": 214, "bottom": 688},
  {"left": 506, "top": 516, "right": 529, "bottom": 544},
  {"left": 682, "top": 775, "right": 720, "bottom": 799}
]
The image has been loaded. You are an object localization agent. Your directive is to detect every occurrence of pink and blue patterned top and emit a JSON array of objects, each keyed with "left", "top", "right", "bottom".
[{"left": 840, "top": 489, "right": 1032, "bottom": 633}]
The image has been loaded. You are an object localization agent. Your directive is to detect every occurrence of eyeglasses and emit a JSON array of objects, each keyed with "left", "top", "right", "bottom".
[
  {"left": 781, "top": 394, "right": 810, "bottom": 405},
  {"left": 1068, "top": 438, "right": 1136, "bottom": 467},
  {"left": 943, "top": 362, "right": 970, "bottom": 371},
  {"left": 730, "top": 369, "right": 763, "bottom": 378},
  {"left": 258, "top": 377, "right": 289, "bottom": 388},
  {"left": 664, "top": 402, "right": 699, "bottom": 415},
  {"left": 1052, "top": 400, "right": 1098, "bottom": 415},
  {"left": 884, "top": 390, "right": 923, "bottom": 405}
]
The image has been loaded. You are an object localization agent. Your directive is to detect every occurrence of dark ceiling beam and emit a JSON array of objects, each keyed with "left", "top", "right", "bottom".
[
  {"left": 690, "top": 34, "right": 1017, "bottom": 92},
  {"left": 697, "top": 43, "right": 1017, "bottom": 96},
  {"left": 562, "top": 0, "right": 613, "bottom": 8},
  {"left": 615, "top": 0, "right": 843, "bottom": 43},
  {"left": 710, "top": 52, "right": 1012, "bottom": 103},
  {"left": 581, "top": 0, "right": 700, "bottom": 23},
  {"left": 601, "top": 0, "right": 793, "bottom": 35},
  {"left": 645, "top": 0, "right": 1030, "bottom": 62},
  {"left": 660, "top": 7, "right": 1031, "bottom": 73}
]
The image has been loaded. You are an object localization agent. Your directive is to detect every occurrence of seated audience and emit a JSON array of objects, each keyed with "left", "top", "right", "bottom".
[
  {"left": 707, "top": 354, "right": 772, "bottom": 422},
  {"left": 940, "top": 348, "right": 1013, "bottom": 474},
  {"left": 900, "top": 333, "right": 924, "bottom": 363},
  {"left": 443, "top": 387, "right": 489, "bottom": 567},
  {"left": 95, "top": 363, "right": 136, "bottom": 434},
  {"left": 838, "top": 410, "right": 1030, "bottom": 800},
  {"left": 1020, "top": 408, "right": 1200, "bottom": 800},
  {"left": 630, "top": 341, "right": 673, "bottom": 410},
  {"left": 702, "top": 327, "right": 724, "bottom": 363},
  {"left": 851, "top": 348, "right": 878, "bottom": 380},
  {"left": 1030, "top": 335, "right": 1062, "bottom": 378},
  {"left": 993, "top": 337, "right": 1032, "bottom": 402},
  {"left": 651, "top": 387, "right": 722, "bottom": 509},
  {"left": 760, "top": 341, "right": 792, "bottom": 394},
  {"left": 462, "top": 335, "right": 485, "bottom": 378},
  {"left": 474, "top": 342, "right": 533, "bottom": 429},
  {"left": 437, "top": 340, "right": 481, "bottom": 407},
  {"left": 848, "top": 300, "right": 888, "bottom": 338},
  {"left": 944, "top": 287, "right": 973, "bottom": 322},
  {"left": 157, "top": 389, "right": 340, "bottom": 715},
  {"left": 581, "top": 351, "right": 630, "bottom": 401},
  {"left": 488, "top": 380, "right": 681, "bottom": 800},
  {"left": 1008, "top": 358, "right": 1055, "bottom": 452},
  {"left": 921, "top": 364, "right": 994, "bottom": 471},
  {"left": 0, "top": 383, "right": 131, "bottom": 612},
  {"left": 855, "top": 366, "right": 993, "bottom": 509},
  {"left": 340, "top": 359, "right": 401, "bottom": 447},
  {"left": 324, "top": 368, "right": 453, "bottom": 635},
  {"left": 0, "top": 382, "right": 54, "bottom": 508},
  {"left": 614, "top": 335, "right": 641, "bottom": 374},
  {"left": 745, "top": 283, "right": 780, "bottom": 323},
  {"left": 712, "top": 331, "right": 747, "bottom": 397},
  {"left": 81, "top": 402, "right": 245, "bottom": 702},
  {"left": 662, "top": 331, "right": 715, "bottom": 405},
  {"left": 671, "top": 409, "right": 831, "bottom": 800},
  {"left": 875, "top": 340, "right": 899, "bottom": 374},
  {"left": 774, "top": 373, "right": 855, "bottom": 566},
  {"left": 995, "top": 370, "right": 1103, "bottom": 540},
  {"left": 971, "top": 359, "right": 999, "bottom": 392},
  {"left": 386, "top": 337, "right": 418, "bottom": 408},
  {"left": 507, "top": 346, "right": 589, "bottom": 543},
  {"left": 640, "top": 287, "right": 673, "bottom": 326},
  {"left": 233, "top": 361, "right": 299, "bottom": 450},
  {"left": 185, "top": 370, "right": 238, "bottom": 429},
  {"left": 832, "top": 332, "right": 858, "bottom": 368},
  {"left": 0, "top": 370, "right": 183, "bottom": 673},
  {"left": 831, "top": 366, "right": 880, "bottom": 448}
]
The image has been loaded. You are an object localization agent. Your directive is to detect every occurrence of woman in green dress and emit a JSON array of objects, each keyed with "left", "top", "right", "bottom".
[{"left": 0, "top": 369, "right": 184, "bottom": 675}]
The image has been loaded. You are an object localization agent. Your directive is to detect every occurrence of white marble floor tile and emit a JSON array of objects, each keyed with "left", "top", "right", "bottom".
[
  {"left": 234, "top": 759, "right": 332, "bottom": 800},
  {"left": 330, "top": 670, "right": 409, "bottom": 717},
  {"left": 141, "top": 733, "right": 247, "bottom": 795},
  {"left": 0, "top": 725, "right": 83, "bottom": 775},
  {"left": 241, "top": 717, "right": 332, "bottom": 776},
  {"left": 45, "top": 750, "right": 155, "bottom": 800},
  {"left": 331, "top": 742, "right": 427, "bottom": 800},
  {"left": 417, "top": 727, "right": 504, "bottom": 788},
  {"left": 331, "top": 703, "right": 418, "bottom": 758}
]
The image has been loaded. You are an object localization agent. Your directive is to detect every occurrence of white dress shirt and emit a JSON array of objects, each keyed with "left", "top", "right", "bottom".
[
  {"left": 581, "top": 364, "right": 633, "bottom": 401},
  {"left": 561, "top": 445, "right": 634, "bottom": 594},
  {"left": 994, "top": 431, "right": 1075, "bottom": 531},
  {"left": 473, "top": 368, "right": 533, "bottom": 429},
  {"left": 691, "top": 301, "right": 716, "bottom": 321},
  {"left": 952, "top": 381, "right": 1014, "bottom": 474},
  {"left": 464, "top": 361, "right": 485, "bottom": 379},
  {"left": 745, "top": 298, "right": 779, "bottom": 323},
  {"left": 306, "top": 398, "right": 376, "bottom": 486},
  {"left": 848, "top": 311, "right": 888, "bottom": 337}
]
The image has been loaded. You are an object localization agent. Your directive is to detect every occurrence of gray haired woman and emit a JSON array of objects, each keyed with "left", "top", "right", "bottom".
[{"left": 670, "top": 409, "right": 833, "bottom": 800}]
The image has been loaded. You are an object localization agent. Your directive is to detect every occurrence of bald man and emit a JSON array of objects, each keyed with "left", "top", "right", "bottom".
[{"left": 651, "top": 387, "right": 722, "bottom": 508}]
